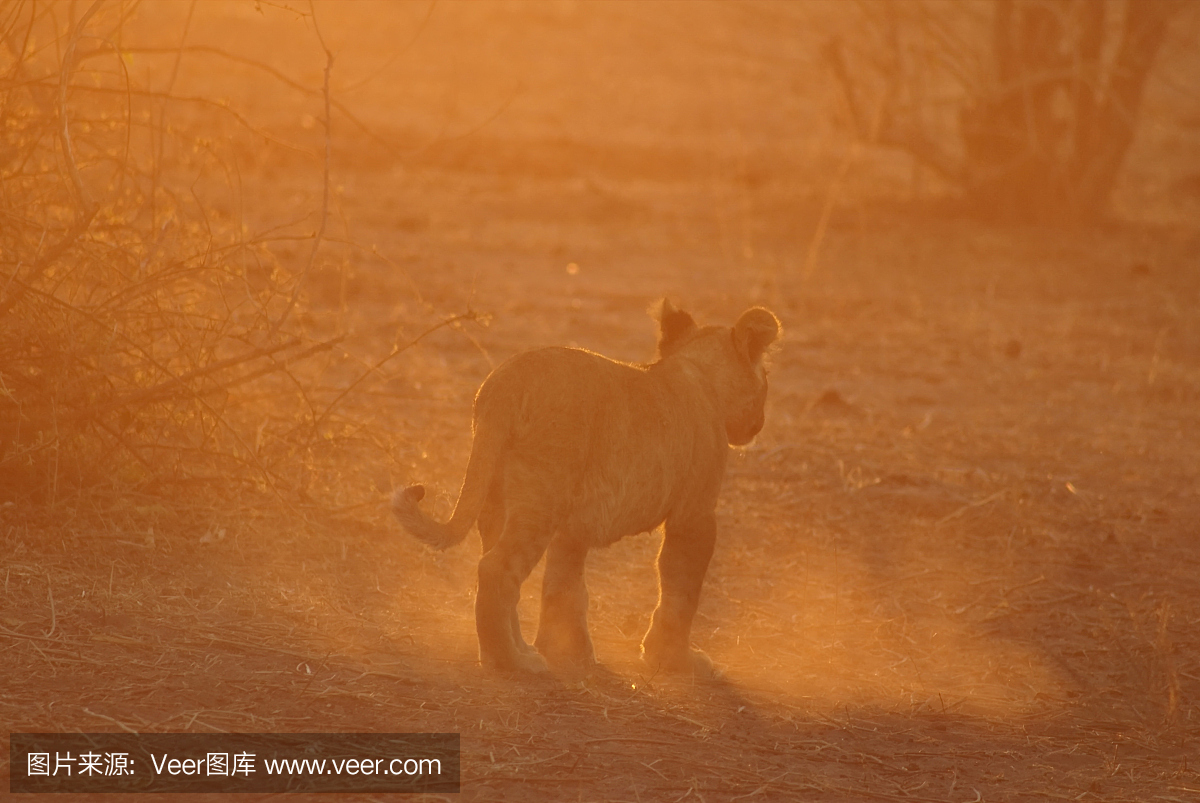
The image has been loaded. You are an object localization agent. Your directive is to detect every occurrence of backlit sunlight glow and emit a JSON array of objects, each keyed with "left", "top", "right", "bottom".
[{"left": 3, "top": 2, "right": 1196, "bottom": 800}]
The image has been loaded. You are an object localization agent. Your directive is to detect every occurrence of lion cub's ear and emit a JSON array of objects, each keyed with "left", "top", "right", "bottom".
[
  {"left": 733, "top": 307, "right": 780, "bottom": 364},
  {"left": 654, "top": 298, "right": 698, "bottom": 355}
]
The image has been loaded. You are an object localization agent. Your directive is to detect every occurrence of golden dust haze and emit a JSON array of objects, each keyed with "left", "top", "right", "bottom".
[{"left": 3, "top": 1, "right": 1199, "bottom": 800}]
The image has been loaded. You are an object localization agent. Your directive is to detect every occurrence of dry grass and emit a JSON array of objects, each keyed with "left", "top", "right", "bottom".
[{"left": 3, "top": 3, "right": 1200, "bottom": 802}]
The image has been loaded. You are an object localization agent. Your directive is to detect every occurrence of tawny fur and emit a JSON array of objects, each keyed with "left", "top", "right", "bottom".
[{"left": 392, "top": 300, "right": 780, "bottom": 676}]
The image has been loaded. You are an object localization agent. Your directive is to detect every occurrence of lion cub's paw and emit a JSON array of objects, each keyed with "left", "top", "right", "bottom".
[
  {"left": 684, "top": 648, "right": 720, "bottom": 680},
  {"left": 514, "top": 650, "right": 552, "bottom": 676},
  {"left": 483, "top": 650, "right": 552, "bottom": 677},
  {"left": 641, "top": 647, "right": 720, "bottom": 681}
]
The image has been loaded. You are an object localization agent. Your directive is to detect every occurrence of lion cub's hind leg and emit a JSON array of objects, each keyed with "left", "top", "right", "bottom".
[
  {"left": 477, "top": 471, "right": 506, "bottom": 555},
  {"left": 475, "top": 506, "right": 554, "bottom": 675},
  {"left": 477, "top": 475, "right": 538, "bottom": 660},
  {"left": 534, "top": 535, "right": 596, "bottom": 672},
  {"left": 641, "top": 512, "right": 719, "bottom": 679}
]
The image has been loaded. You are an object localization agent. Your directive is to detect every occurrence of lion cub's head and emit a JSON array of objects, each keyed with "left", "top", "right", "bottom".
[{"left": 654, "top": 300, "right": 781, "bottom": 446}]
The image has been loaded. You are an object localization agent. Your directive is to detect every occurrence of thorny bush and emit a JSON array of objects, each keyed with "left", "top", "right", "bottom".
[{"left": 0, "top": 2, "right": 432, "bottom": 533}]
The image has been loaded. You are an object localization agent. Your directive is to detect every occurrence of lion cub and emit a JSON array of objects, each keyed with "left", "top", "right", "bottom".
[{"left": 393, "top": 300, "right": 780, "bottom": 676}]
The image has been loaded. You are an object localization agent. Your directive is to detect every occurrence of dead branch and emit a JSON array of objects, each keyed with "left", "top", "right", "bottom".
[
  {"left": 61, "top": 338, "right": 305, "bottom": 422},
  {"left": 269, "top": 8, "right": 333, "bottom": 338},
  {"left": 314, "top": 311, "right": 479, "bottom": 431},
  {"left": 824, "top": 35, "right": 961, "bottom": 184},
  {"left": 57, "top": 0, "right": 102, "bottom": 211}
]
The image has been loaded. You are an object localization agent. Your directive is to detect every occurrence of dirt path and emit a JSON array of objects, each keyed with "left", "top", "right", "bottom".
[{"left": 6, "top": 208, "right": 1198, "bottom": 800}]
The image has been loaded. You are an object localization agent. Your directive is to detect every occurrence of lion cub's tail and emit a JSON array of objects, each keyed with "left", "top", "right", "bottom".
[{"left": 391, "top": 411, "right": 507, "bottom": 551}]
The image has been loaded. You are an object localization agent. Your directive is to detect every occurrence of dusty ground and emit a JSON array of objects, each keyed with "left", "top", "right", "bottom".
[{"left": 3, "top": 2, "right": 1200, "bottom": 801}]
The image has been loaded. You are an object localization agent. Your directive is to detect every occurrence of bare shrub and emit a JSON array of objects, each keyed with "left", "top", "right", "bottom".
[
  {"left": 0, "top": 2, "right": 449, "bottom": 528},
  {"left": 827, "top": 0, "right": 1187, "bottom": 223}
]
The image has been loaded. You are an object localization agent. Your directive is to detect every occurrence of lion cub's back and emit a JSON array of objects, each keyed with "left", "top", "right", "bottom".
[
  {"left": 479, "top": 346, "right": 642, "bottom": 429},
  {"left": 476, "top": 345, "right": 650, "bottom": 466}
]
